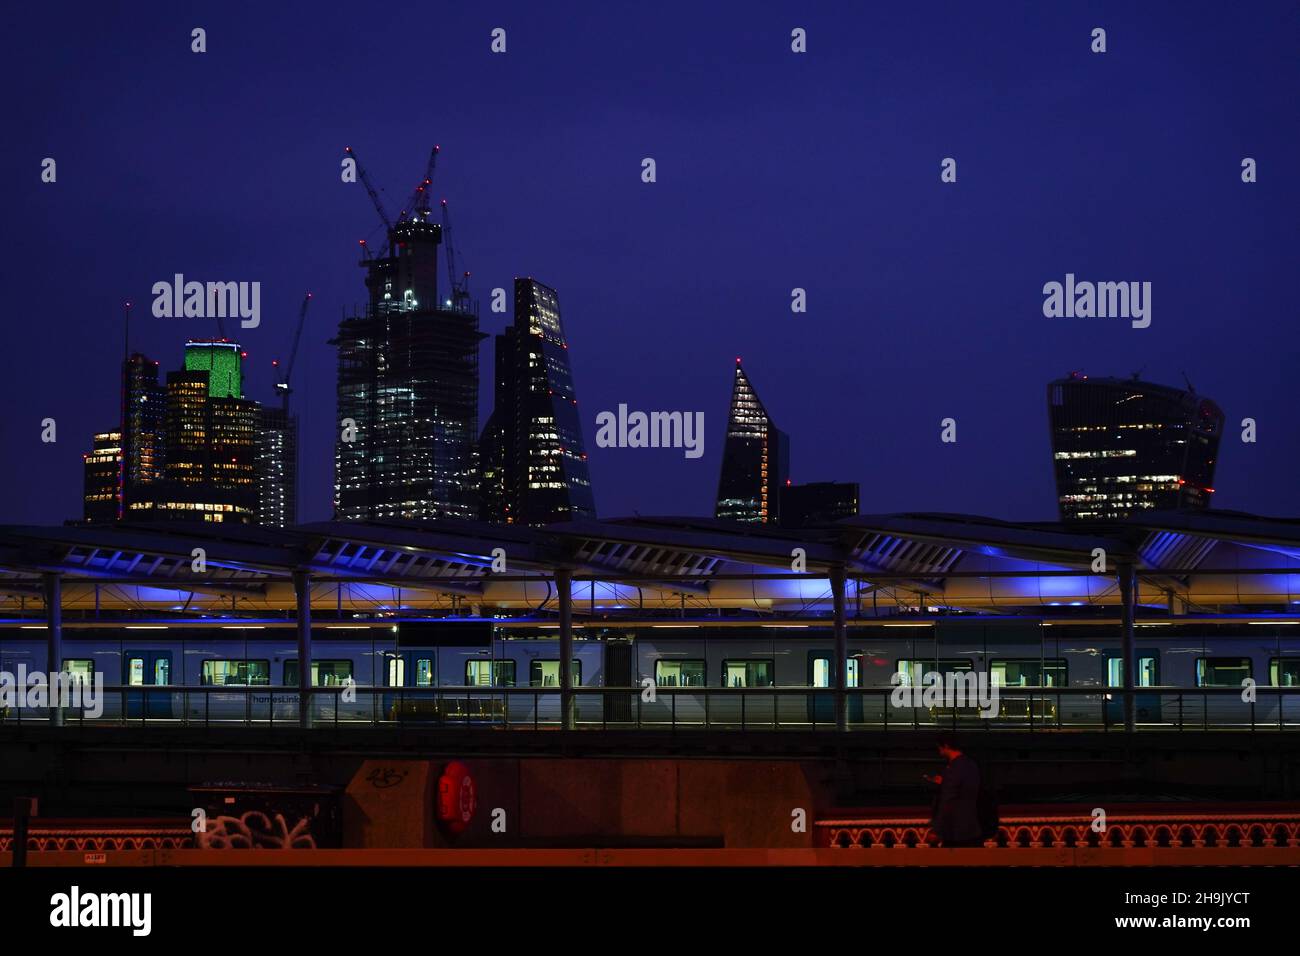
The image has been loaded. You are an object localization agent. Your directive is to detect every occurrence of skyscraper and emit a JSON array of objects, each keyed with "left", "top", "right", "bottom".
[
  {"left": 127, "top": 360, "right": 258, "bottom": 523},
  {"left": 715, "top": 359, "right": 788, "bottom": 523},
  {"left": 81, "top": 339, "right": 286, "bottom": 526},
  {"left": 184, "top": 340, "right": 242, "bottom": 398},
  {"left": 477, "top": 411, "right": 508, "bottom": 523},
  {"left": 1047, "top": 372, "right": 1224, "bottom": 521},
  {"left": 81, "top": 430, "right": 123, "bottom": 524},
  {"left": 79, "top": 352, "right": 162, "bottom": 524},
  {"left": 479, "top": 278, "right": 595, "bottom": 524},
  {"left": 257, "top": 405, "right": 297, "bottom": 527},
  {"left": 333, "top": 214, "right": 484, "bottom": 521},
  {"left": 119, "top": 353, "right": 165, "bottom": 517},
  {"left": 779, "top": 481, "right": 859, "bottom": 528}
]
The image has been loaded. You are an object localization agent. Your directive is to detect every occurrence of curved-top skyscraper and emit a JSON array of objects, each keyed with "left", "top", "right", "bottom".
[
  {"left": 479, "top": 278, "right": 595, "bottom": 525},
  {"left": 1047, "top": 372, "right": 1224, "bottom": 521}
]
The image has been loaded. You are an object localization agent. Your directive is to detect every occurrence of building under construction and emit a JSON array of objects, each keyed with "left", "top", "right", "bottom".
[{"left": 333, "top": 148, "right": 484, "bottom": 522}]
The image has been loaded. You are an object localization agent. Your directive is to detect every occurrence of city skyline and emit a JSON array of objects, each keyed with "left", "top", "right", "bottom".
[
  {"left": 73, "top": 325, "right": 1242, "bottom": 527},
  {"left": 4, "top": 2, "right": 1300, "bottom": 917},
  {"left": 7, "top": 2, "right": 1298, "bottom": 526}
]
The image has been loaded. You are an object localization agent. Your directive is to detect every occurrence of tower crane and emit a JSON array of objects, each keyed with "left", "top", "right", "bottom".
[
  {"left": 398, "top": 145, "right": 440, "bottom": 223},
  {"left": 440, "top": 198, "right": 471, "bottom": 312},
  {"left": 344, "top": 145, "right": 393, "bottom": 254},
  {"left": 272, "top": 292, "right": 313, "bottom": 412}
]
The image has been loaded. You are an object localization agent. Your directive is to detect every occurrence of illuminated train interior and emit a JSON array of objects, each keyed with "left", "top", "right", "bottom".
[{"left": 3, "top": 618, "right": 1299, "bottom": 727}]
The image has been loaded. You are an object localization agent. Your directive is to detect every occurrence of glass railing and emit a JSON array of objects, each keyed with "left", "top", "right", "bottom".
[{"left": 3, "top": 684, "right": 1300, "bottom": 732}]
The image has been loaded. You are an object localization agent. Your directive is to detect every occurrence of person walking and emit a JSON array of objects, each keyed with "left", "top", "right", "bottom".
[{"left": 924, "top": 735, "right": 984, "bottom": 847}]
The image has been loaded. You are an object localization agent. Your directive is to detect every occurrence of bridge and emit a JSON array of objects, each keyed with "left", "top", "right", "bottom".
[{"left": 6, "top": 806, "right": 1300, "bottom": 866}]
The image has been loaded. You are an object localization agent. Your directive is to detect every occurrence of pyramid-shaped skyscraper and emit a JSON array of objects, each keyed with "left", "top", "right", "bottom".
[{"left": 714, "top": 359, "right": 788, "bottom": 523}]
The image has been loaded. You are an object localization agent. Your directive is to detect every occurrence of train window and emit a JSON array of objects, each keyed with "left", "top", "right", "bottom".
[
  {"left": 201, "top": 660, "right": 270, "bottom": 686},
  {"left": 723, "top": 660, "right": 774, "bottom": 688},
  {"left": 284, "top": 660, "right": 354, "bottom": 686},
  {"left": 127, "top": 657, "right": 144, "bottom": 686},
  {"left": 386, "top": 657, "right": 433, "bottom": 687},
  {"left": 1195, "top": 658, "right": 1251, "bottom": 687},
  {"left": 1270, "top": 658, "right": 1300, "bottom": 687},
  {"left": 1106, "top": 655, "right": 1158, "bottom": 687},
  {"left": 529, "top": 660, "right": 581, "bottom": 687},
  {"left": 61, "top": 660, "right": 94, "bottom": 684},
  {"left": 991, "top": 659, "right": 1067, "bottom": 687},
  {"left": 155, "top": 658, "right": 170, "bottom": 685},
  {"left": 811, "top": 657, "right": 859, "bottom": 688},
  {"left": 655, "top": 660, "right": 705, "bottom": 687},
  {"left": 465, "top": 660, "right": 516, "bottom": 687},
  {"left": 895, "top": 659, "right": 972, "bottom": 687}
]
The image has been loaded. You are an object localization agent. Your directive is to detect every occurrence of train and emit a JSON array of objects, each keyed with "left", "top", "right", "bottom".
[{"left": 1, "top": 618, "right": 1298, "bottom": 728}]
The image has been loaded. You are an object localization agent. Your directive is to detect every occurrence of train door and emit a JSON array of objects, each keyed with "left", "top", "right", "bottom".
[
  {"left": 528, "top": 659, "right": 580, "bottom": 725},
  {"left": 384, "top": 650, "right": 435, "bottom": 719},
  {"left": 1103, "top": 651, "right": 1160, "bottom": 724},
  {"left": 123, "top": 650, "right": 173, "bottom": 719},
  {"left": 1269, "top": 657, "right": 1300, "bottom": 726},
  {"left": 807, "top": 652, "right": 862, "bottom": 725},
  {"left": 55, "top": 659, "right": 96, "bottom": 721},
  {"left": 720, "top": 659, "right": 776, "bottom": 727},
  {"left": 604, "top": 642, "right": 633, "bottom": 723}
]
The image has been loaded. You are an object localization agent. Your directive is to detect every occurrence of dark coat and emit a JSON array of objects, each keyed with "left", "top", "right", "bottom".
[{"left": 932, "top": 754, "right": 982, "bottom": 845}]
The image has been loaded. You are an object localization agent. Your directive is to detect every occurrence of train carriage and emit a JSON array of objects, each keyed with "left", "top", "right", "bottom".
[{"left": 3, "top": 619, "right": 1300, "bottom": 730}]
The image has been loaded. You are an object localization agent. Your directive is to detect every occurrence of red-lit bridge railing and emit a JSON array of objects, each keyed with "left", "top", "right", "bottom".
[
  {"left": 0, "top": 819, "right": 192, "bottom": 853},
  {"left": 816, "top": 808, "right": 1300, "bottom": 850}
]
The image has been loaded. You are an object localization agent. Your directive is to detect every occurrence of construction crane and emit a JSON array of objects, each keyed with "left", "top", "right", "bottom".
[
  {"left": 440, "top": 198, "right": 471, "bottom": 312},
  {"left": 272, "top": 292, "right": 313, "bottom": 411},
  {"left": 344, "top": 145, "right": 393, "bottom": 253},
  {"left": 397, "top": 145, "right": 440, "bottom": 223}
]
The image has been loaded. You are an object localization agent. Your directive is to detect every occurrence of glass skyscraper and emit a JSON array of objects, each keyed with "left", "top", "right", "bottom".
[
  {"left": 119, "top": 353, "right": 166, "bottom": 517},
  {"left": 82, "top": 430, "right": 123, "bottom": 524},
  {"left": 81, "top": 342, "right": 288, "bottom": 526},
  {"left": 779, "top": 481, "right": 859, "bottom": 528},
  {"left": 127, "top": 362, "right": 258, "bottom": 523},
  {"left": 1047, "top": 372, "right": 1224, "bottom": 521},
  {"left": 479, "top": 278, "right": 595, "bottom": 524},
  {"left": 715, "top": 359, "right": 788, "bottom": 523},
  {"left": 257, "top": 405, "right": 297, "bottom": 527},
  {"left": 333, "top": 216, "right": 484, "bottom": 521}
]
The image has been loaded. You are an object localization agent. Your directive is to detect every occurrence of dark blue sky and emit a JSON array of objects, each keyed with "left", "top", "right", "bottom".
[{"left": 5, "top": 1, "right": 1298, "bottom": 524}]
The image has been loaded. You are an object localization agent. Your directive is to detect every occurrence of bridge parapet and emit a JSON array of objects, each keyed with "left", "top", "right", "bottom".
[{"left": 817, "top": 811, "right": 1300, "bottom": 850}]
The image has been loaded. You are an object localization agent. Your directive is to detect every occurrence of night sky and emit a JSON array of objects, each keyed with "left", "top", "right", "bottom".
[{"left": 5, "top": 1, "right": 1298, "bottom": 525}]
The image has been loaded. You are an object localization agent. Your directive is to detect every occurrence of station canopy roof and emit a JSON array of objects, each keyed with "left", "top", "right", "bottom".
[{"left": 1, "top": 510, "right": 1299, "bottom": 619}]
